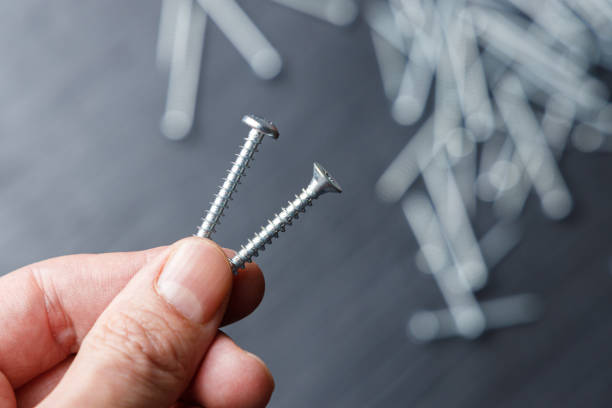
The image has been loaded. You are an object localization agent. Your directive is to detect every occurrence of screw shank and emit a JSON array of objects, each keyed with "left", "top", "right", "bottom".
[
  {"left": 196, "top": 129, "right": 265, "bottom": 238},
  {"left": 230, "top": 186, "right": 315, "bottom": 271}
]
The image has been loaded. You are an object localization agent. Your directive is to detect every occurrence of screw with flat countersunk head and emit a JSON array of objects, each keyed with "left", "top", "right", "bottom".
[
  {"left": 230, "top": 162, "right": 342, "bottom": 272},
  {"left": 195, "top": 114, "right": 279, "bottom": 238}
]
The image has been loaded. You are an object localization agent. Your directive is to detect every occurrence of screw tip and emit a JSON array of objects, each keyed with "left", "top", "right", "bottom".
[{"left": 242, "top": 114, "right": 279, "bottom": 139}]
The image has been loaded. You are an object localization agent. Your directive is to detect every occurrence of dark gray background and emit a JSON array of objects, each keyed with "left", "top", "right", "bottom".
[{"left": 1, "top": 1, "right": 612, "bottom": 406}]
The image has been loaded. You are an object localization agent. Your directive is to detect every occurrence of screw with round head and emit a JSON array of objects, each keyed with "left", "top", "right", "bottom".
[
  {"left": 195, "top": 114, "right": 279, "bottom": 238},
  {"left": 230, "top": 162, "right": 342, "bottom": 272},
  {"left": 241, "top": 114, "right": 279, "bottom": 139}
]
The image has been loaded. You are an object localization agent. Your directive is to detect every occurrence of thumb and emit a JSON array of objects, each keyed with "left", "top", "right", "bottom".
[{"left": 40, "top": 237, "right": 233, "bottom": 408}]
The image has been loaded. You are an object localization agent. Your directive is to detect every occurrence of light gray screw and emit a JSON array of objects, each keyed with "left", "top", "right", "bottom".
[
  {"left": 272, "top": 0, "right": 358, "bottom": 27},
  {"left": 197, "top": 0, "right": 283, "bottom": 79},
  {"left": 230, "top": 162, "right": 342, "bottom": 272},
  {"left": 195, "top": 114, "right": 279, "bottom": 238},
  {"left": 160, "top": 0, "right": 207, "bottom": 141},
  {"left": 408, "top": 294, "right": 542, "bottom": 343}
]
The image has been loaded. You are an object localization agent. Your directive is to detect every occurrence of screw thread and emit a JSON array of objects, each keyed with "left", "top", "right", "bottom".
[
  {"left": 230, "top": 185, "right": 317, "bottom": 272},
  {"left": 196, "top": 129, "right": 265, "bottom": 238}
]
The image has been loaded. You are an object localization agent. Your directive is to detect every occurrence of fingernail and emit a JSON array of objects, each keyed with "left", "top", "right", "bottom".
[{"left": 156, "top": 239, "right": 231, "bottom": 324}]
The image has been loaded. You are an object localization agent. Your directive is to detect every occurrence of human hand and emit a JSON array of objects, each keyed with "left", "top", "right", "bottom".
[{"left": 0, "top": 237, "right": 274, "bottom": 407}]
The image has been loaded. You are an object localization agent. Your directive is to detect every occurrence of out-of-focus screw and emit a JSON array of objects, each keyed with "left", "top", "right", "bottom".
[
  {"left": 272, "top": 0, "right": 358, "bottom": 27},
  {"left": 408, "top": 294, "right": 542, "bottom": 342},
  {"left": 195, "top": 114, "right": 279, "bottom": 238},
  {"left": 230, "top": 162, "right": 342, "bottom": 272},
  {"left": 197, "top": 0, "right": 283, "bottom": 79},
  {"left": 160, "top": 0, "right": 207, "bottom": 141}
]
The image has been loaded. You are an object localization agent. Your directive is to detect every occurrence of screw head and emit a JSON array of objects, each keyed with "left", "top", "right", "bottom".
[
  {"left": 242, "top": 114, "right": 279, "bottom": 139},
  {"left": 311, "top": 162, "right": 343, "bottom": 194}
]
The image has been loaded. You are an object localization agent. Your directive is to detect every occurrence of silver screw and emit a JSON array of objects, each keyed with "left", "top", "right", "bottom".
[
  {"left": 230, "top": 162, "right": 342, "bottom": 272},
  {"left": 195, "top": 114, "right": 279, "bottom": 238}
]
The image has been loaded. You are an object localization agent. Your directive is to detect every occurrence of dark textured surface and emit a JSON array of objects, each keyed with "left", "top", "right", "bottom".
[{"left": 2, "top": 1, "right": 612, "bottom": 406}]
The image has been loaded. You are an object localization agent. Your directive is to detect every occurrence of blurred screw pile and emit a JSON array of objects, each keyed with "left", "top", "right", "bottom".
[
  {"left": 155, "top": 0, "right": 358, "bottom": 140},
  {"left": 369, "top": 0, "right": 612, "bottom": 342},
  {"left": 155, "top": 0, "right": 612, "bottom": 342}
]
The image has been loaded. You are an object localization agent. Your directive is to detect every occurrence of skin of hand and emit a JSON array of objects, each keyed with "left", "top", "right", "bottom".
[{"left": 0, "top": 237, "right": 274, "bottom": 408}]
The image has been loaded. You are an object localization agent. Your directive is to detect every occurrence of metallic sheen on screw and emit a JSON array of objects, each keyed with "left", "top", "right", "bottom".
[
  {"left": 230, "top": 162, "right": 342, "bottom": 272},
  {"left": 196, "top": 114, "right": 279, "bottom": 238}
]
